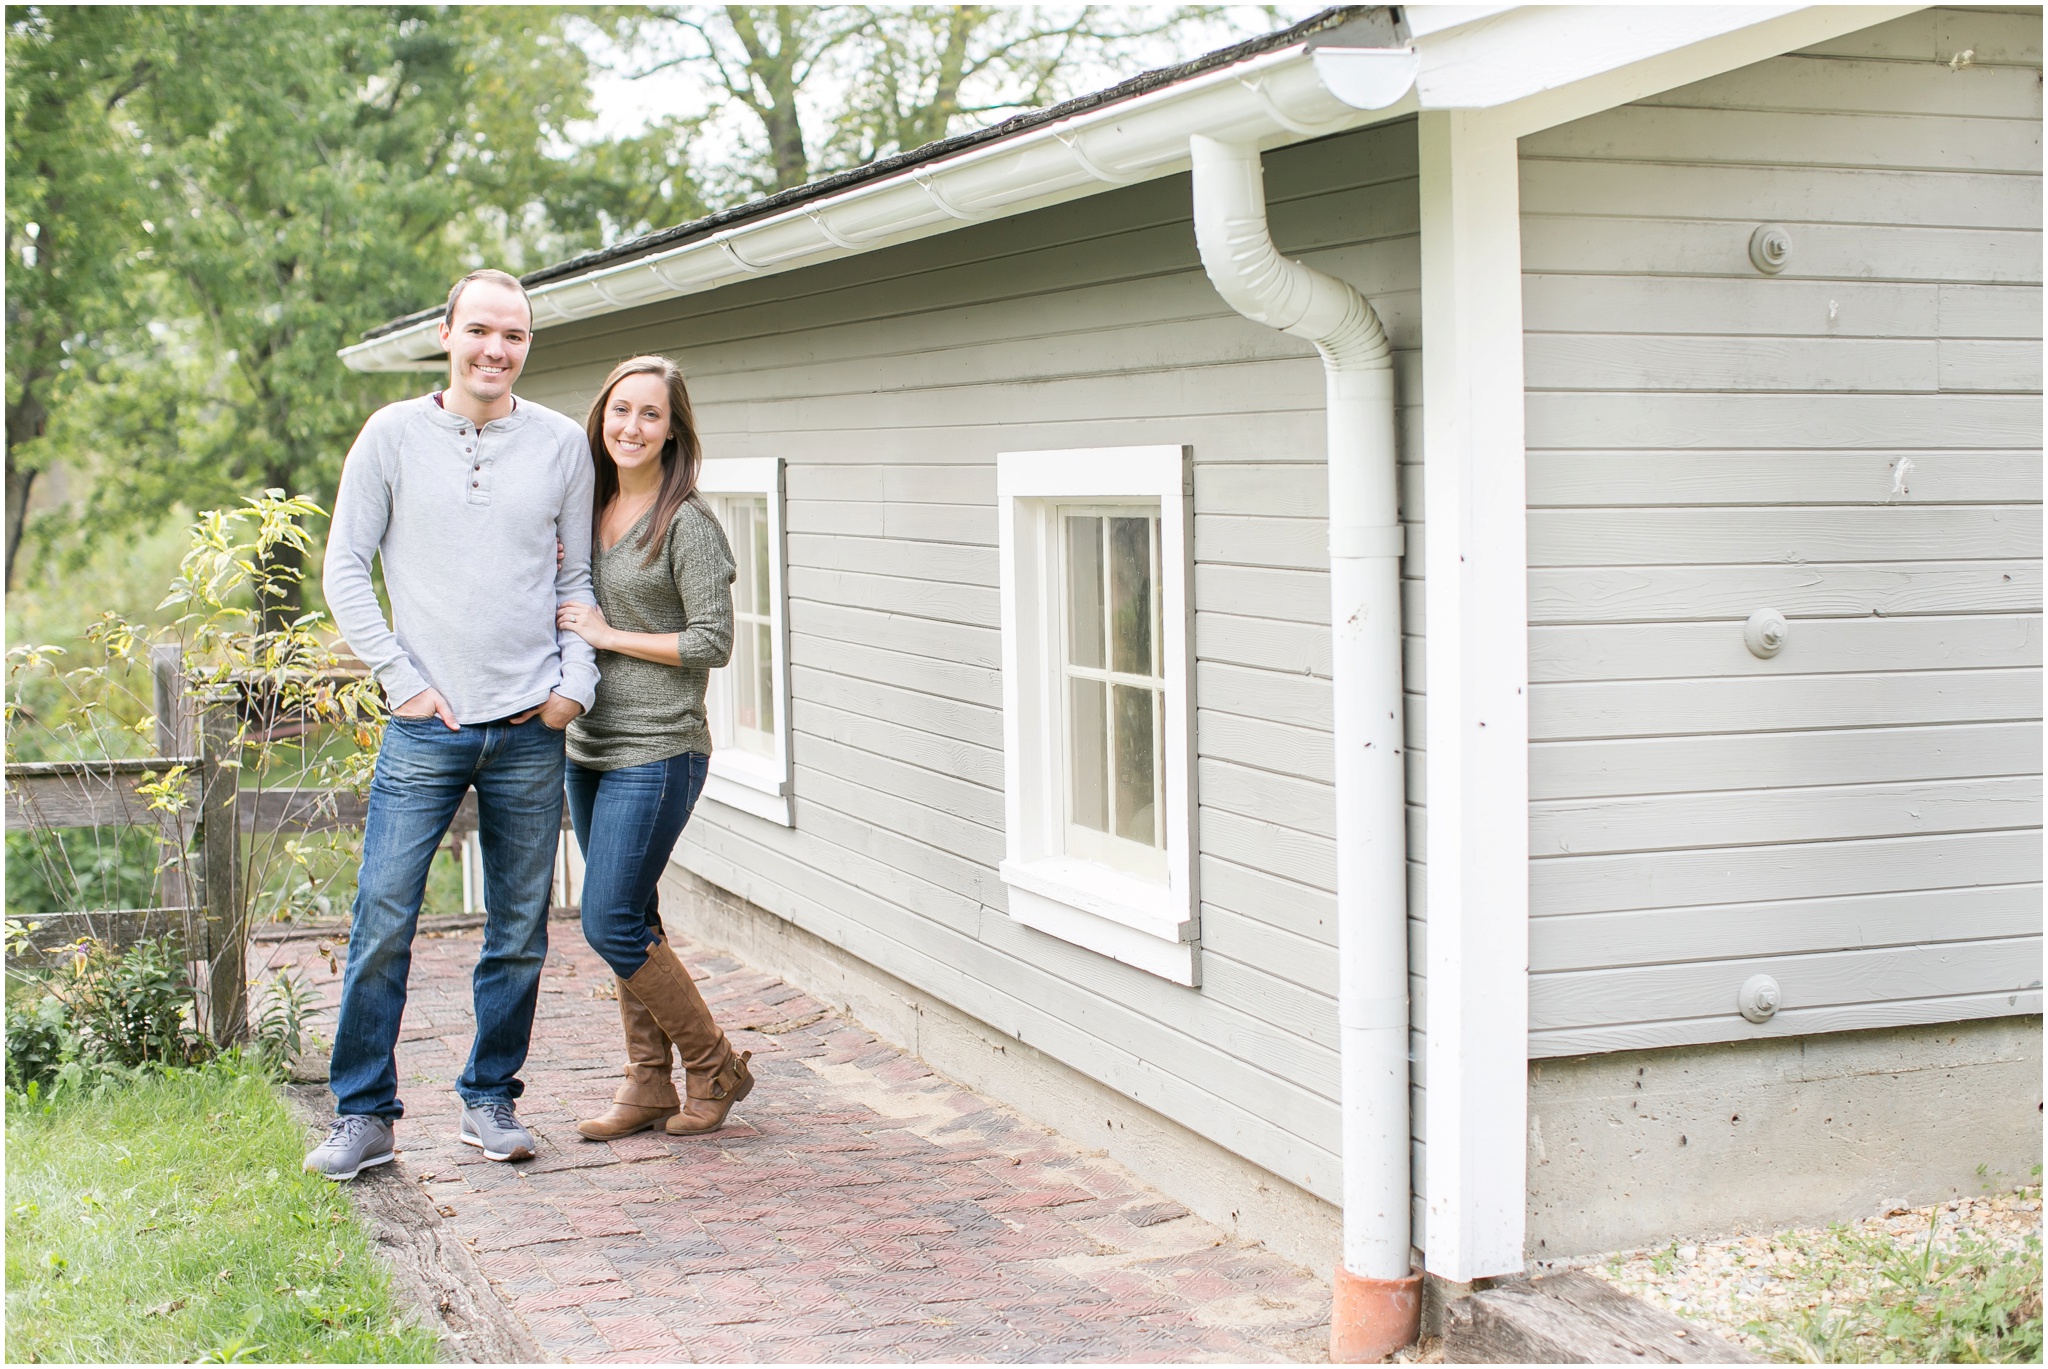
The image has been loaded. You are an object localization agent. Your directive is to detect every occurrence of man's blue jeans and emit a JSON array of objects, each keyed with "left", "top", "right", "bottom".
[
  {"left": 330, "top": 715, "right": 566, "bottom": 1121},
  {"left": 565, "top": 753, "right": 709, "bottom": 979}
]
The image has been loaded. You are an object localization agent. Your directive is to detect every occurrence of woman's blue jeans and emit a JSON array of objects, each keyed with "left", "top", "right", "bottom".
[
  {"left": 566, "top": 752, "right": 709, "bottom": 979},
  {"left": 330, "top": 714, "right": 566, "bottom": 1122}
]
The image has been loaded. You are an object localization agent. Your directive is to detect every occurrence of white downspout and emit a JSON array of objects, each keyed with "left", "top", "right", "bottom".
[{"left": 1190, "top": 134, "right": 1419, "bottom": 1362}]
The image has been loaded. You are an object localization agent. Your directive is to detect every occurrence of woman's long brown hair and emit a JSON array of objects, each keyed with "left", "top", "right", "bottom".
[{"left": 584, "top": 355, "right": 703, "bottom": 566}]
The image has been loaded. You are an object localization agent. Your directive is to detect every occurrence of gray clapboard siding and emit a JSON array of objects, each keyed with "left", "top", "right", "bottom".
[
  {"left": 1194, "top": 611, "right": 1333, "bottom": 677},
  {"left": 794, "top": 730, "right": 1004, "bottom": 830},
  {"left": 1530, "top": 988, "right": 2045, "bottom": 1056},
  {"left": 1196, "top": 660, "right": 1333, "bottom": 733},
  {"left": 1199, "top": 853, "right": 1337, "bottom": 944},
  {"left": 1530, "top": 721, "right": 2044, "bottom": 799},
  {"left": 1527, "top": 507, "right": 2038, "bottom": 565},
  {"left": 1531, "top": 775, "right": 2040, "bottom": 856},
  {"left": 1641, "top": 50, "right": 2044, "bottom": 118},
  {"left": 1520, "top": 157, "right": 2042, "bottom": 230},
  {"left": 1525, "top": 392, "right": 2039, "bottom": 450},
  {"left": 787, "top": 531, "right": 996, "bottom": 587},
  {"left": 1527, "top": 334, "right": 1939, "bottom": 392},
  {"left": 794, "top": 600, "right": 1001, "bottom": 671},
  {"left": 1532, "top": 937, "right": 2041, "bottom": 1028},
  {"left": 1940, "top": 338, "right": 2045, "bottom": 389},
  {"left": 791, "top": 665, "right": 998, "bottom": 749},
  {"left": 1522, "top": 275, "right": 2038, "bottom": 341},
  {"left": 1519, "top": 106, "right": 2041, "bottom": 173},
  {"left": 523, "top": 117, "right": 1425, "bottom": 1200},
  {"left": 1531, "top": 828, "right": 2040, "bottom": 917},
  {"left": 1528, "top": 613, "right": 2041, "bottom": 680},
  {"left": 1521, "top": 9, "right": 2040, "bottom": 1053},
  {"left": 1527, "top": 453, "right": 2042, "bottom": 507},
  {"left": 787, "top": 498, "right": 998, "bottom": 547},
  {"left": 1529, "top": 562, "right": 2042, "bottom": 623},
  {"left": 1531, "top": 883, "right": 2042, "bottom": 972},
  {"left": 1531, "top": 668, "right": 2040, "bottom": 740},
  {"left": 792, "top": 697, "right": 1005, "bottom": 793},
  {"left": 1199, "top": 711, "right": 1339, "bottom": 786},
  {"left": 1522, "top": 217, "right": 2040, "bottom": 285},
  {"left": 1941, "top": 283, "right": 2045, "bottom": 336}
]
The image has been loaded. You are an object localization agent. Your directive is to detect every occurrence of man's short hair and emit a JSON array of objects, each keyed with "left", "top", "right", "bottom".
[{"left": 444, "top": 268, "right": 532, "bottom": 330}]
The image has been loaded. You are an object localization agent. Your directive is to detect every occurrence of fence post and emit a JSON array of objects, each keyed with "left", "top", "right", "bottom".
[{"left": 197, "top": 689, "right": 245, "bottom": 1045}]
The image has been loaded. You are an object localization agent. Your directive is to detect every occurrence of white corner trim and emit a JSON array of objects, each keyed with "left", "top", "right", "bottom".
[
  {"left": 701, "top": 772, "right": 792, "bottom": 827},
  {"left": 996, "top": 445, "right": 1198, "bottom": 985},
  {"left": 1419, "top": 107, "right": 1531, "bottom": 1283}
]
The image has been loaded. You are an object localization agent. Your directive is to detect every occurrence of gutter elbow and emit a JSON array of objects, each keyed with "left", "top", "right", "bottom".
[{"left": 1190, "top": 134, "right": 1391, "bottom": 372}]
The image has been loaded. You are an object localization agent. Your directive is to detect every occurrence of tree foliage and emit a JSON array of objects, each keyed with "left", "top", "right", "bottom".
[
  {"left": 630, "top": 5, "right": 1233, "bottom": 197},
  {"left": 4, "top": 6, "right": 168, "bottom": 587},
  {"left": 5, "top": 5, "right": 697, "bottom": 596}
]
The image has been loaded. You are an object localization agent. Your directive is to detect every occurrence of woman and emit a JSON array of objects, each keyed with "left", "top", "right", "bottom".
[{"left": 555, "top": 354, "right": 754, "bottom": 1140}]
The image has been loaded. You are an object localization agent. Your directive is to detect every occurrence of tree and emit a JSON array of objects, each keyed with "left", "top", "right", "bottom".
[
  {"left": 4, "top": 7, "right": 167, "bottom": 588},
  {"left": 629, "top": 5, "right": 1230, "bottom": 199},
  {"left": 7, "top": 6, "right": 688, "bottom": 620}
]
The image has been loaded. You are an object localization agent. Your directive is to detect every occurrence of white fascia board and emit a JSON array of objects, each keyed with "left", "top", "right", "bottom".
[
  {"left": 338, "top": 45, "right": 1410, "bottom": 373},
  {"left": 1414, "top": 5, "right": 1926, "bottom": 135}
]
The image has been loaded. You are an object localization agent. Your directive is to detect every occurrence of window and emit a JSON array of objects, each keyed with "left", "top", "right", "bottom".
[
  {"left": 997, "top": 446, "right": 1197, "bottom": 985},
  {"left": 697, "top": 458, "right": 791, "bottom": 826}
]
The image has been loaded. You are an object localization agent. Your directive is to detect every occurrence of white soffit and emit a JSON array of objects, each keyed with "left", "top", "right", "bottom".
[{"left": 339, "top": 4, "right": 1921, "bottom": 373}]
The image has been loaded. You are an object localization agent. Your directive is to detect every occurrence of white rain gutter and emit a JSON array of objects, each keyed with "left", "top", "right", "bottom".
[
  {"left": 339, "top": 39, "right": 1417, "bottom": 373},
  {"left": 1189, "top": 122, "right": 1417, "bottom": 1362}
]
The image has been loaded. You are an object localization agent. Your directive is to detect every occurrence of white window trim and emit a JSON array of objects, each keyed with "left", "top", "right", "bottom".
[
  {"left": 996, "top": 445, "right": 1198, "bottom": 986},
  {"left": 697, "top": 457, "right": 793, "bottom": 827}
]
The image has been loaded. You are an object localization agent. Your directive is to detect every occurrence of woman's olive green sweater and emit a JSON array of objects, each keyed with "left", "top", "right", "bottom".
[{"left": 566, "top": 493, "right": 736, "bottom": 771}]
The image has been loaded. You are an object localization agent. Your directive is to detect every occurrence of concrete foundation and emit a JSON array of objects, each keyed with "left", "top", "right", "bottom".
[
  {"left": 1526, "top": 1016, "right": 2044, "bottom": 1261},
  {"left": 658, "top": 863, "right": 1345, "bottom": 1276}
]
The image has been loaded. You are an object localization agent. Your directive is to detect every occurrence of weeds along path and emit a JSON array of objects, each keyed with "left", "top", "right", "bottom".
[{"left": 276, "top": 919, "right": 1334, "bottom": 1363}]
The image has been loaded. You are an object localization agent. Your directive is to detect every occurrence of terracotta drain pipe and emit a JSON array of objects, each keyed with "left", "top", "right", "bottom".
[{"left": 1190, "top": 133, "right": 1418, "bottom": 1363}]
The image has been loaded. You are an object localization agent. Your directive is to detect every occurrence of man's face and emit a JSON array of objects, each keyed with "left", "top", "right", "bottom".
[{"left": 438, "top": 282, "right": 532, "bottom": 409}]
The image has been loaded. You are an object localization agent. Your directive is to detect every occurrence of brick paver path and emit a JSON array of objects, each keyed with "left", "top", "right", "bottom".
[{"left": 270, "top": 921, "right": 1332, "bottom": 1362}]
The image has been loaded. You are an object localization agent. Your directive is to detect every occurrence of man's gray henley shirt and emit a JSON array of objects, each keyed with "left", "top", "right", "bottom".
[{"left": 324, "top": 393, "right": 600, "bottom": 724}]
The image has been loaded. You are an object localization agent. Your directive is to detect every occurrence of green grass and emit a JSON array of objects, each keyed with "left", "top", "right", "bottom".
[
  {"left": 5, "top": 1059, "right": 439, "bottom": 1364},
  {"left": 1746, "top": 1204, "right": 2042, "bottom": 1364}
]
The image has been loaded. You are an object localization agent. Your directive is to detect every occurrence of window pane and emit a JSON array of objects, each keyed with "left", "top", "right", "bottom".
[
  {"left": 753, "top": 623, "right": 775, "bottom": 738},
  {"left": 1113, "top": 682, "right": 1158, "bottom": 847},
  {"left": 750, "top": 497, "right": 771, "bottom": 615},
  {"left": 1065, "top": 515, "right": 1104, "bottom": 670},
  {"left": 1109, "top": 516, "right": 1153, "bottom": 677},
  {"left": 727, "top": 502, "right": 755, "bottom": 614},
  {"left": 1070, "top": 677, "right": 1108, "bottom": 833}
]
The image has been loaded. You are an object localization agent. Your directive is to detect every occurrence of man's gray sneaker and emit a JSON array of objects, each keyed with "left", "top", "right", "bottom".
[
  {"left": 304, "top": 1114, "right": 395, "bottom": 1181},
  {"left": 458, "top": 1100, "right": 536, "bottom": 1161}
]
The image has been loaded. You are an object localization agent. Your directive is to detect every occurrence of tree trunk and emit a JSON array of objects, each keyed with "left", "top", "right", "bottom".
[
  {"left": 258, "top": 522, "right": 306, "bottom": 636},
  {"left": 5, "top": 384, "right": 49, "bottom": 590}
]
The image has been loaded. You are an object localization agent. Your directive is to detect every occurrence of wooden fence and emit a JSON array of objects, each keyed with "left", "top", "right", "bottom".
[{"left": 4, "top": 645, "right": 490, "bottom": 1043}]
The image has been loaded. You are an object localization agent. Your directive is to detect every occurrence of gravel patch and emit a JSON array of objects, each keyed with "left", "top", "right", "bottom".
[{"left": 1579, "top": 1186, "right": 2043, "bottom": 1362}]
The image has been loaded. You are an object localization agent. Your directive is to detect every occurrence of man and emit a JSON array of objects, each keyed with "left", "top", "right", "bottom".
[{"left": 305, "top": 268, "right": 598, "bottom": 1179}]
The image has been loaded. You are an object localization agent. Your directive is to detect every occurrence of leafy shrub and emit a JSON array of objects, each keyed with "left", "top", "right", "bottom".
[
  {"left": 5, "top": 991, "right": 81, "bottom": 1091},
  {"left": 4, "top": 936, "right": 209, "bottom": 1092}
]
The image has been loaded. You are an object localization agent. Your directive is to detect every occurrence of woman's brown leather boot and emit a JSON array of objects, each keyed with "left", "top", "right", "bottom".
[
  {"left": 576, "top": 979, "right": 681, "bottom": 1139},
  {"left": 667, "top": 1048, "right": 754, "bottom": 1136},
  {"left": 620, "top": 938, "right": 757, "bottom": 1138}
]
